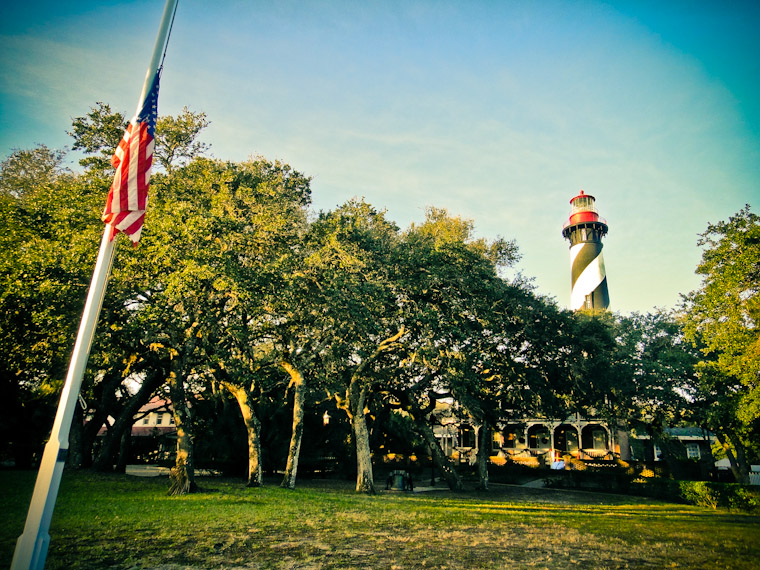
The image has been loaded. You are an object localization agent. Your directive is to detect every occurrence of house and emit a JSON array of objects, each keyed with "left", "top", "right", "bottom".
[
  {"left": 628, "top": 426, "right": 714, "bottom": 464},
  {"left": 130, "top": 397, "right": 176, "bottom": 462},
  {"left": 430, "top": 402, "right": 626, "bottom": 469},
  {"left": 97, "top": 397, "right": 176, "bottom": 462},
  {"left": 427, "top": 403, "right": 732, "bottom": 482},
  {"left": 624, "top": 426, "right": 718, "bottom": 480}
]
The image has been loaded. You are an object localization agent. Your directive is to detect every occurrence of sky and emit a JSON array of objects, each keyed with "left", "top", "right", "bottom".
[{"left": 1, "top": 0, "right": 759, "bottom": 314}]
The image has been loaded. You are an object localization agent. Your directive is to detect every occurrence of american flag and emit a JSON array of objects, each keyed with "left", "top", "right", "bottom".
[{"left": 102, "top": 70, "right": 161, "bottom": 244}]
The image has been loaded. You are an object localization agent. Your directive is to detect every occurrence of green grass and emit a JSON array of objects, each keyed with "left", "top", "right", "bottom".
[{"left": 2, "top": 470, "right": 759, "bottom": 569}]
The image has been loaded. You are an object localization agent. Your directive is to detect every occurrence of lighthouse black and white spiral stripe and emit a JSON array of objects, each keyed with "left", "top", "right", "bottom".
[{"left": 568, "top": 236, "right": 609, "bottom": 311}]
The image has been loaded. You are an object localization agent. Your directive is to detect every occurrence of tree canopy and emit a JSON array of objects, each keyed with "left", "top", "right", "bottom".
[
  {"left": 681, "top": 205, "right": 760, "bottom": 482},
  {"left": 2, "top": 101, "right": 754, "bottom": 491}
]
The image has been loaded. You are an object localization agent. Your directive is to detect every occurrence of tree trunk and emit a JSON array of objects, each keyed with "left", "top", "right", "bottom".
[
  {"left": 352, "top": 411, "right": 375, "bottom": 493},
  {"left": 336, "top": 328, "right": 406, "bottom": 494},
  {"left": 92, "top": 420, "right": 124, "bottom": 472},
  {"left": 415, "top": 418, "right": 463, "bottom": 491},
  {"left": 81, "top": 369, "right": 123, "bottom": 468},
  {"left": 79, "top": 410, "right": 106, "bottom": 469},
  {"left": 115, "top": 426, "right": 131, "bottom": 473},
  {"left": 67, "top": 402, "right": 84, "bottom": 469},
  {"left": 223, "top": 381, "right": 263, "bottom": 487},
  {"left": 717, "top": 431, "right": 750, "bottom": 485},
  {"left": 91, "top": 372, "right": 163, "bottom": 471},
  {"left": 730, "top": 433, "right": 751, "bottom": 484},
  {"left": 168, "top": 372, "right": 197, "bottom": 495},
  {"left": 476, "top": 422, "right": 490, "bottom": 491},
  {"left": 280, "top": 361, "right": 306, "bottom": 490},
  {"left": 346, "top": 378, "right": 375, "bottom": 494},
  {"left": 649, "top": 421, "right": 683, "bottom": 479}
]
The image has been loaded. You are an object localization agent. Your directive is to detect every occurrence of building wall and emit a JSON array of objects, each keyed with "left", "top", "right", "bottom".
[{"left": 135, "top": 411, "right": 175, "bottom": 429}]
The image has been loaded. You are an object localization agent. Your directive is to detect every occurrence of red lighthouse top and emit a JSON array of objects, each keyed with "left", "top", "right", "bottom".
[{"left": 564, "top": 189, "right": 607, "bottom": 228}]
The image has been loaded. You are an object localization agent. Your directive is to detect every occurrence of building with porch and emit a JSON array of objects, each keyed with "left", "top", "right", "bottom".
[{"left": 433, "top": 409, "right": 626, "bottom": 468}]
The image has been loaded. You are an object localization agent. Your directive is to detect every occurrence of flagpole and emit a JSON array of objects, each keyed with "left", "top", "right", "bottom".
[
  {"left": 11, "top": 2, "right": 178, "bottom": 569},
  {"left": 11, "top": 231, "right": 116, "bottom": 570}
]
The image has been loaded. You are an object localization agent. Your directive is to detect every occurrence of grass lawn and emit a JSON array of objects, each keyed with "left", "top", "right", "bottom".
[{"left": 2, "top": 470, "right": 759, "bottom": 569}]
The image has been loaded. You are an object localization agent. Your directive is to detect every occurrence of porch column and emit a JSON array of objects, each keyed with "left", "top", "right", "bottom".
[{"left": 549, "top": 422, "right": 556, "bottom": 464}]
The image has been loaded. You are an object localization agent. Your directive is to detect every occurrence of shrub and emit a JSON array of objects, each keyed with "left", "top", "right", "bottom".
[
  {"left": 489, "top": 462, "right": 546, "bottom": 485},
  {"left": 678, "top": 481, "right": 719, "bottom": 509},
  {"left": 628, "top": 478, "right": 680, "bottom": 501},
  {"left": 545, "top": 470, "right": 760, "bottom": 512},
  {"left": 727, "top": 486, "right": 760, "bottom": 512},
  {"left": 630, "top": 479, "right": 760, "bottom": 512},
  {"left": 542, "top": 468, "right": 635, "bottom": 492}
]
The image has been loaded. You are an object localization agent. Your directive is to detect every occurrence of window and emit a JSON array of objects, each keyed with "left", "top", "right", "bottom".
[
  {"left": 492, "top": 431, "right": 503, "bottom": 451},
  {"left": 582, "top": 425, "right": 608, "bottom": 450},
  {"left": 572, "top": 196, "right": 596, "bottom": 214},
  {"left": 156, "top": 414, "right": 164, "bottom": 425},
  {"left": 142, "top": 417, "right": 150, "bottom": 425},
  {"left": 592, "top": 429, "right": 607, "bottom": 450},
  {"left": 528, "top": 425, "right": 551, "bottom": 449},
  {"left": 686, "top": 443, "right": 701, "bottom": 460},
  {"left": 503, "top": 427, "right": 519, "bottom": 449},
  {"left": 555, "top": 426, "right": 579, "bottom": 452},
  {"left": 459, "top": 426, "right": 476, "bottom": 448}
]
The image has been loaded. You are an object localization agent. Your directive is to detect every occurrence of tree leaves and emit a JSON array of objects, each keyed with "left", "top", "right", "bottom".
[{"left": 680, "top": 205, "right": 760, "bottom": 472}]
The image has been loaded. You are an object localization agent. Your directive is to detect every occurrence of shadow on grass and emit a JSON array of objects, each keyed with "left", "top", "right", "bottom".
[{"left": 2, "top": 471, "right": 759, "bottom": 570}]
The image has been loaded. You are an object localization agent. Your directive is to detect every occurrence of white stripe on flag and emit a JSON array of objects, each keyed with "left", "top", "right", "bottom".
[{"left": 128, "top": 121, "right": 140, "bottom": 210}]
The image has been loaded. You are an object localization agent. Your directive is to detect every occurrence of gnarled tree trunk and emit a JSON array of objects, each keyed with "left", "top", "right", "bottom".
[
  {"left": 717, "top": 431, "right": 750, "bottom": 485},
  {"left": 222, "top": 381, "right": 263, "bottom": 487},
  {"left": 67, "top": 403, "right": 84, "bottom": 469},
  {"left": 115, "top": 427, "right": 131, "bottom": 473},
  {"left": 336, "top": 328, "right": 406, "bottom": 494},
  {"left": 415, "top": 418, "right": 463, "bottom": 491},
  {"left": 475, "top": 422, "right": 490, "bottom": 491},
  {"left": 280, "top": 361, "right": 306, "bottom": 489},
  {"left": 168, "top": 370, "right": 197, "bottom": 495},
  {"left": 91, "top": 371, "right": 164, "bottom": 472},
  {"left": 76, "top": 369, "right": 124, "bottom": 469},
  {"left": 345, "top": 378, "right": 375, "bottom": 494},
  {"left": 78, "top": 409, "right": 107, "bottom": 469}
]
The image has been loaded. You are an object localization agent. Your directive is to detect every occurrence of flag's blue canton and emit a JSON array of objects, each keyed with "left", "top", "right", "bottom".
[{"left": 137, "top": 72, "right": 160, "bottom": 137}]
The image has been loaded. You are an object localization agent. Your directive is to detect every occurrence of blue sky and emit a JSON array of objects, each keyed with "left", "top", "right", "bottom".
[{"left": 1, "top": 0, "right": 758, "bottom": 314}]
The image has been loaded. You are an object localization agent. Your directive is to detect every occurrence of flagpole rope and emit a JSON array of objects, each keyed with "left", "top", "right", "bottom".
[{"left": 159, "top": 0, "right": 179, "bottom": 73}]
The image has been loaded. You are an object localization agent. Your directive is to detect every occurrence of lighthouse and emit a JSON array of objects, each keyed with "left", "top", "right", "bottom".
[{"left": 561, "top": 190, "right": 609, "bottom": 311}]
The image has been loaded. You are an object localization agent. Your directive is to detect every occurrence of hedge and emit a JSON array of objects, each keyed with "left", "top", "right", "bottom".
[{"left": 545, "top": 470, "right": 760, "bottom": 512}]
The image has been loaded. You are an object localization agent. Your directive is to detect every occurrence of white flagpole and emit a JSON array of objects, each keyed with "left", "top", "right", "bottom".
[{"left": 11, "top": 2, "right": 178, "bottom": 569}]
